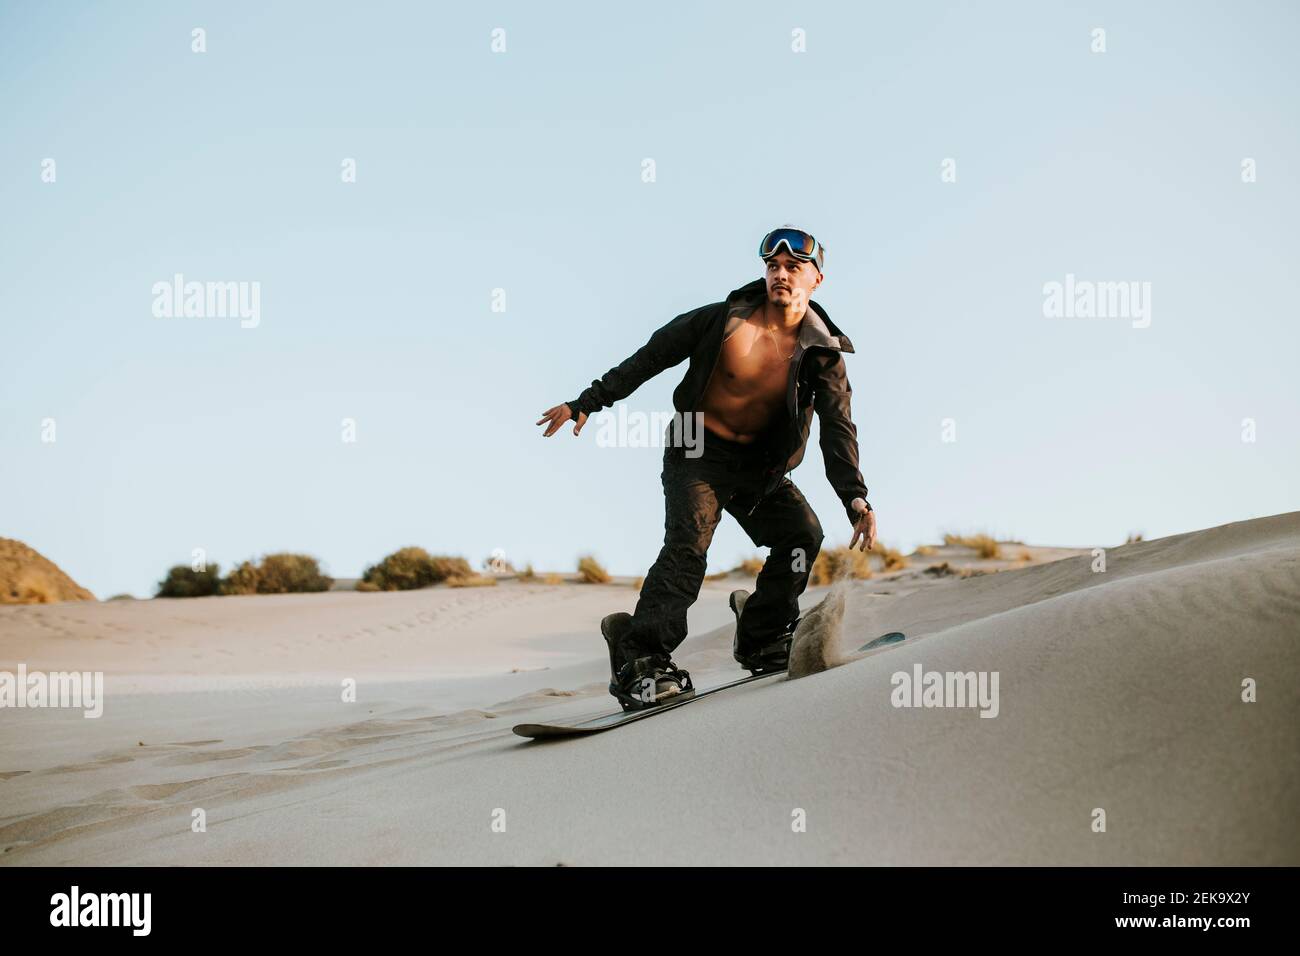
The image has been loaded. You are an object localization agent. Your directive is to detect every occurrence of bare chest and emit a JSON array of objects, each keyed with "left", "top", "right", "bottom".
[{"left": 712, "top": 323, "right": 797, "bottom": 399}]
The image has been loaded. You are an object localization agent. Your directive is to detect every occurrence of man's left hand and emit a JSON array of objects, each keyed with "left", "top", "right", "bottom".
[{"left": 849, "top": 499, "right": 876, "bottom": 552}]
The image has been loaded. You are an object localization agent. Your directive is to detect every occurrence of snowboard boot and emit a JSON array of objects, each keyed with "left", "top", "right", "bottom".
[
  {"left": 602, "top": 612, "right": 695, "bottom": 712},
  {"left": 729, "top": 589, "right": 797, "bottom": 675}
]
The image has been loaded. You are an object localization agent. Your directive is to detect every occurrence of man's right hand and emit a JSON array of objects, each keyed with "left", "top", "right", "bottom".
[{"left": 537, "top": 403, "right": 588, "bottom": 438}]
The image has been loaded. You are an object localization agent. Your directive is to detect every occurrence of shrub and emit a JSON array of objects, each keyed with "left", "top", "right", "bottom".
[
  {"left": 874, "top": 543, "right": 910, "bottom": 572},
  {"left": 577, "top": 555, "right": 610, "bottom": 583},
  {"left": 810, "top": 547, "right": 872, "bottom": 585},
  {"left": 732, "top": 556, "right": 765, "bottom": 575},
  {"left": 447, "top": 574, "right": 498, "bottom": 588},
  {"left": 257, "top": 554, "right": 331, "bottom": 593},
  {"left": 360, "top": 547, "right": 471, "bottom": 591},
  {"left": 222, "top": 561, "right": 260, "bottom": 594},
  {"left": 157, "top": 563, "right": 223, "bottom": 598},
  {"left": 222, "top": 554, "right": 331, "bottom": 594},
  {"left": 518, "top": 563, "right": 536, "bottom": 581},
  {"left": 942, "top": 533, "right": 1001, "bottom": 559},
  {"left": 542, "top": 573, "right": 564, "bottom": 585}
]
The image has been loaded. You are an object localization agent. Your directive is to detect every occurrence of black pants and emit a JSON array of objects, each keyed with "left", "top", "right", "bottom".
[{"left": 627, "top": 424, "right": 825, "bottom": 660}]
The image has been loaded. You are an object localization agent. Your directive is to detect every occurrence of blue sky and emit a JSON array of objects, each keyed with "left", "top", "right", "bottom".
[{"left": 2, "top": 1, "right": 1297, "bottom": 599}]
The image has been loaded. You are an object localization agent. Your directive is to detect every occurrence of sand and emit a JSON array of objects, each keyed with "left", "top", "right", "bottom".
[
  {"left": 0, "top": 538, "right": 94, "bottom": 605},
  {"left": 1, "top": 513, "right": 1297, "bottom": 865}
]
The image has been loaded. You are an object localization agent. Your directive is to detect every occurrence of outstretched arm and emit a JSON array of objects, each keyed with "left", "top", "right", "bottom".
[{"left": 564, "top": 304, "right": 711, "bottom": 419}]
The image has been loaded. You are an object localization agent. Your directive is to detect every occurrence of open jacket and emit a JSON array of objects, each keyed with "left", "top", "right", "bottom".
[{"left": 567, "top": 277, "right": 871, "bottom": 525}]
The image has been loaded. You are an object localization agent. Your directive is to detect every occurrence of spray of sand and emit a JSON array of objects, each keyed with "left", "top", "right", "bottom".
[{"left": 788, "top": 568, "right": 856, "bottom": 678}]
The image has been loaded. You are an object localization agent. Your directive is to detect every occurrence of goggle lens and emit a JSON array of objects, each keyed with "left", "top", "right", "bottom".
[{"left": 760, "top": 228, "right": 817, "bottom": 259}]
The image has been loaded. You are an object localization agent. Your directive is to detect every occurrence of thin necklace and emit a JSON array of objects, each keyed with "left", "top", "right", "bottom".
[
  {"left": 757, "top": 302, "right": 799, "bottom": 360},
  {"left": 762, "top": 324, "right": 798, "bottom": 361}
]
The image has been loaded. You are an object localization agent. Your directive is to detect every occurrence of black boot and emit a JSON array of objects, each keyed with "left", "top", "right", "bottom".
[
  {"left": 729, "top": 590, "right": 795, "bottom": 675},
  {"left": 602, "top": 612, "right": 694, "bottom": 712}
]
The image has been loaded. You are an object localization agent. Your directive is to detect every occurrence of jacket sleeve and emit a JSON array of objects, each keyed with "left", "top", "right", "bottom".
[
  {"left": 811, "top": 352, "right": 871, "bottom": 525},
  {"left": 566, "top": 304, "right": 713, "bottom": 417}
]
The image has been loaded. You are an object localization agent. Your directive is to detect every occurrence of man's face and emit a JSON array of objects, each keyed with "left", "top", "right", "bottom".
[{"left": 764, "top": 250, "right": 822, "bottom": 310}]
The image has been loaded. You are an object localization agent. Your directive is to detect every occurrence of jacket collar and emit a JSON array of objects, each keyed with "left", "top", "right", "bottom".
[{"left": 725, "top": 277, "right": 855, "bottom": 354}]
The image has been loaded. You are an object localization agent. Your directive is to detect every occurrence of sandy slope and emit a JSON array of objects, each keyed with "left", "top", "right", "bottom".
[
  {"left": 1, "top": 514, "right": 1297, "bottom": 865},
  {"left": 0, "top": 538, "right": 94, "bottom": 605}
]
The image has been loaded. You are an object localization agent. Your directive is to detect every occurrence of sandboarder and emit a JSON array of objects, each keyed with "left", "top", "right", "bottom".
[{"left": 537, "top": 226, "right": 876, "bottom": 711}]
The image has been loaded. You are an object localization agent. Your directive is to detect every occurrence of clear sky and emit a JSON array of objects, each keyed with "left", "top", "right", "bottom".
[{"left": 2, "top": 1, "right": 1297, "bottom": 599}]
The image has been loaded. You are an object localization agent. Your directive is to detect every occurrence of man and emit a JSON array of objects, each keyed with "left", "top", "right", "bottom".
[{"left": 537, "top": 226, "right": 876, "bottom": 711}]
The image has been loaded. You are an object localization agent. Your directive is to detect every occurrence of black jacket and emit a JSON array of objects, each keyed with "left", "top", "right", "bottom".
[{"left": 567, "top": 278, "right": 871, "bottom": 525}]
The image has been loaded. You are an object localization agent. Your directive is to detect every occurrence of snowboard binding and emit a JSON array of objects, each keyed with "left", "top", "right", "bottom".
[
  {"left": 602, "top": 612, "right": 695, "bottom": 712},
  {"left": 729, "top": 589, "right": 796, "bottom": 676}
]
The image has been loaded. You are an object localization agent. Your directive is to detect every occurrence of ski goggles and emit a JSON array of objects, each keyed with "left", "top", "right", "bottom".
[{"left": 758, "top": 227, "right": 824, "bottom": 274}]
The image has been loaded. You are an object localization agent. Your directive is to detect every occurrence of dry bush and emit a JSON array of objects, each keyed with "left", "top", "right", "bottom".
[
  {"left": 156, "top": 564, "right": 223, "bottom": 598},
  {"left": 447, "top": 574, "right": 498, "bottom": 588},
  {"left": 874, "top": 543, "right": 910, "bottom": 572},
  {"left": 577, "top": 555, "right": 610, "bottom": 583},
  {"left": 942, "top": 533, "right": 1002, "bottom": 559},
  {"left": 518, "top": 564, "right": 536, "bottom": 581},
  {"left": 542, "top": 573, "right": 564, "bottom": 585},
  {"left": 810, "top": 546, "right": 873, "bottom": 585},
  {"left": 924, "top": 562, "right": 993, "bottom": 580},
  {"left": 223, "top": 554, "right": 331, "bottom": 594},
  {"left": 732, "top": 555, "right": 765, "bottom": 575},
  {"left": 222, "top": 561, "right": 259, "bottom": 594},
  {"left": 914, "top": 545, "right": 937, "bottom": 557},
  {"left": 360, "top": 547, "right": 471, "bottom": 591}
]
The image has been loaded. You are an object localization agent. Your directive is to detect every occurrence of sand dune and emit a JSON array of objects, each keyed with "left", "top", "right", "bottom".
[
  {"left": 0, "top": 514, "right": 1296, "bottom": 865},
  {"left": 0, "top": 538, "right": 94, "bottom": 605}
]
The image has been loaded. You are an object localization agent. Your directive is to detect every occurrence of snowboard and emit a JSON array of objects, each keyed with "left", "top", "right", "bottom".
[
  {"left": 512, "top": 631, "right": 907, "bottom": 740},
  {"left": 859, "top": 631, "right": 906, "bottom": 651}
]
